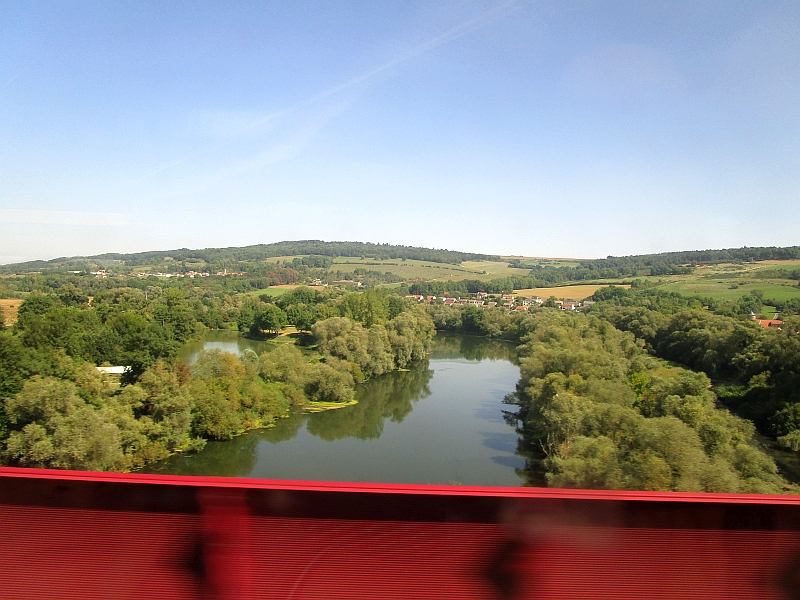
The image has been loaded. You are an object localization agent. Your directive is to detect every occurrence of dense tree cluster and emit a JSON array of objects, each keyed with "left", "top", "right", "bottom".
[
  {"left": 313, "top": 307, "right": 434, "bottom": 380},
  {"left": 505, "top": 311, "right": 787, "bottom": 492},
  {"left": 425, "top": 303, "right": 525, "bottom": 339},
  {"left": 236, "top": 287, "right": 410, "bottom": 338},
  {"left": 0, "top": 283, "right": 436, "bottom": 472},
  {"left": 592, "top": 284, "right": 800, "bottom": 319},
  {"left": 1, "top": 353, "right": 284, "bottom": 471},
  {"left": 590, "top": 300, "right": 800, "bottom": 452}
]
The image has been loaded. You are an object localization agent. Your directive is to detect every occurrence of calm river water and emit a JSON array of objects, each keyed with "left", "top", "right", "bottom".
[{"left": 146, "top": 330, "right": 524, "bottom": 486}]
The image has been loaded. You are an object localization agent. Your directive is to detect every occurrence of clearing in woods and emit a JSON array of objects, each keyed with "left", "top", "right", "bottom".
[
  {"left": 248, "top": 284, "right": 301, "bottom": 297},
  {"left": 0, "top": 298, "right": 21, "bottom": 325}
]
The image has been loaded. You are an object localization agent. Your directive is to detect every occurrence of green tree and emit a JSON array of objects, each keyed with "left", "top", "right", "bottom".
[
  {"left": 286, "top": 303, "right": 315, "bottom": 331},
  {"left": 4, "top": 376, "right": 126, "bottom": 471},
  {"left": 461, "top": 306, "right": 488, "bottom": 334},
  {"left": 303, "top": 362, "right": 355, "bottom": 403},
  {"left": 339, "top": 290, "right": 389, "bottom": 327},
  {"left": 254, "top": 304, "right": 288, "bottom": 334},
  {"left": 57, "top": 284, "right": 89, "bottom": 307}
]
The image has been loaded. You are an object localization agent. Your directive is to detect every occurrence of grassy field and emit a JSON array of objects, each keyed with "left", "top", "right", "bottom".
[
  {"left": 515, "top": 284, "right": 631, "bottom": 300},
  {"left": 255, "top": 254, "right": 587, "bottom": 283},
  {"left": 755, "top": 259, "right": 800, "bottom": 267},
  {"left": 328, "top": 257, "right": 531, "bottom": 282},
  {"left": 247, "top": 284, "right": 300, "bottom": 297},
  {"left": 760, "top": 306, "right": 779, "bottom": 319},
  {"left": 0, "top": 298, "right": 21, "bottom": 325},
  {"left": 501, "top": 256, "right": 585, "bottom": 268},
  {"left": 687, "top": 261, "right": 800, "bottom": 279},
  {"left": 259, "top": 255, "right": 306, "bottom": 264},
  {"left": 658, "top": 280, "right": 800, "bottom": 302}
]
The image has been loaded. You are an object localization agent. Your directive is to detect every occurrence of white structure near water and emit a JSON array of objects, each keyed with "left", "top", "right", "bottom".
[{"left": 95, "top": 366, "right": 130, "bottom": 374}]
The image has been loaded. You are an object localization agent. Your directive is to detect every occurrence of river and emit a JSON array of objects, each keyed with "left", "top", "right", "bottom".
[{"left": 145, "top": 330, "right": 525, "bottom": 486}]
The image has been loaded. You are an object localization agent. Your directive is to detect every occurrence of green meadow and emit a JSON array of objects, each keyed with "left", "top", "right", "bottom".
[{"left": 658, "top": 280, "right": 800, "bottom": 302}]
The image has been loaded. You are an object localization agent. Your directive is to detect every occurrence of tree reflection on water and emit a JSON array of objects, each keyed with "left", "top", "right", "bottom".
[
  {"left": 146, "top": 425, "right": 262, "bottom": 477},
  {"left": 430, "top": 332, "right": 517, "bottom": 363},
  {"left": 145, "top": 332, "right": 517, "bottom": 479},
  {"left": 306, "top": 359, "right": 433, "bottom": 441}
]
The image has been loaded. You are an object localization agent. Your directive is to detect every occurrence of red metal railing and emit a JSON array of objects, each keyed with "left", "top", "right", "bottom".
[{"left": 2, "top": 467, "right": 800, "bottom": 599}]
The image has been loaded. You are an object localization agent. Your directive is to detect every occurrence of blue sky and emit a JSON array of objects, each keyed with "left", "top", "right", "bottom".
[{"left": 1, "top": 1, "right": 798, "bottom": 263}]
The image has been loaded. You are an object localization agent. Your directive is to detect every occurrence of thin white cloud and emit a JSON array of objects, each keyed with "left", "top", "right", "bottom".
[
  {"left": 139, "top": 0, "right": 524, "bottom": 180},
  {"left": 0, "top": 209, "right": 127, "bottom": 226},
  {"left": 228, "top": 0, "right": 524, "bottom": 136}
]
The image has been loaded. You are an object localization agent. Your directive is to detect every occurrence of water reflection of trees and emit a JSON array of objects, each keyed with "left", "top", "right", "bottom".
[
  {"left": 241, "top": 333, "right": 508, "bottom": 445},
  {"left": 259, "top": 409, "right": 306, "bottom": 443},
  {"left": 147, "top": 431, "right": 260, "bottom": 477},
  {"left": 156, "top": 332, "right": 518, "bottom": 475},
  {"left": 306, "top": 359, "right": 433, "bottom": 441},
  {"left": 430, "top": 332, "right": 517, "bottom": 364}
]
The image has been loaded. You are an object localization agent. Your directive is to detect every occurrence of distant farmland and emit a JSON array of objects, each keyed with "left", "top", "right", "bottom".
[
  {"left": 515, "top": 284, "right": 631, "bottom": 300},
  {"left": 328, "top": 257, "right": 531, "bottom": 282},
  {"left": 659, "top": 280, "right": 800, "bottom": 302}
]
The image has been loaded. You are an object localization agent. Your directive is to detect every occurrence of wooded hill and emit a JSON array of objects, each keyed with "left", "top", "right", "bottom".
[
  {"left": 0, "top": 240, "right": 501, "bottom": 274},
  {"left": 510, "top": 246, "right": 800, "bottom": 282}
]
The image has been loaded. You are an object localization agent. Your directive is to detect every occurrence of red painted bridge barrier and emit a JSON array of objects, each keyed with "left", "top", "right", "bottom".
[{"left": 2, "top": 467, "right": 800, "bottom": 599}]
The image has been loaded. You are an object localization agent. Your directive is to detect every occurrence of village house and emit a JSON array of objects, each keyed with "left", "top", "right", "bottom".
[
  {"left": 750, "top": 312, "right": 784, "bottom": 329},
  {"left": 561, "top": 301, "right": 580, "bottom": 311},
  {"left": 756, "top": 319, "right": 784, "bottom": 329}
]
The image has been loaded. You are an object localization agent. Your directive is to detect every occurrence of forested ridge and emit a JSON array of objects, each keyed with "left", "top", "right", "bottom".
[
  {"left": 5, "top": 241, "right": 799, "bottom": 291},
  {"left": 0, "top": 240, "right": 499, "bottom": 274},
  {"left": 510, "top": 245, "right": 800, "bottom": 281}
]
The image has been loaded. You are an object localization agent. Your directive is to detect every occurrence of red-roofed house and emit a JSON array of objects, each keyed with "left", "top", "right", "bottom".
[{"left": 756, "top": 319, "right": 784, "bottom": 329}]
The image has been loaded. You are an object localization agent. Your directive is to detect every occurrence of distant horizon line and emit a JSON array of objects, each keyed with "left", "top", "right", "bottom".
[{"left": 2, "top": 239, "right": 799, "bottom": 268}]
